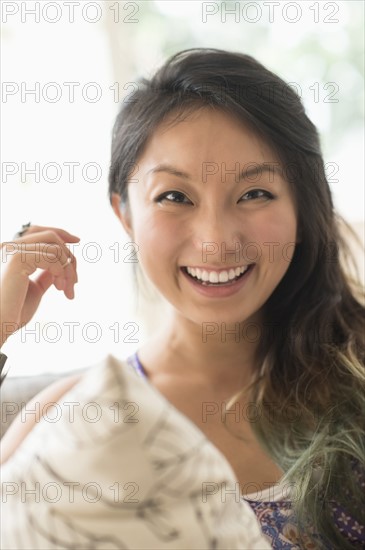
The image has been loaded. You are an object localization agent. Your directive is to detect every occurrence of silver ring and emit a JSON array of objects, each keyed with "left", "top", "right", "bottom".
[
  {"left": 61, "top": 257, "right": 72, "bottom": 268},
  {"left": 14, "top": 222, "right": 31, "bottom": 239}
]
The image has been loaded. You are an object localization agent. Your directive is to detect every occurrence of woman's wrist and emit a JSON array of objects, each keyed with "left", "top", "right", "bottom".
[
  {"left": 0, "top": 351, "right": 9, "bottom": 386},
  {"left": 1, "top": 322, "right": 19, "bottom": 349},
  {"left": 0, "top": 326, "right": 9, "bottom": 349}
]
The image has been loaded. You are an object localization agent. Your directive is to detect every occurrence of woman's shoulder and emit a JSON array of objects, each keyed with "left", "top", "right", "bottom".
[
  {"left": 1, "top": 372, "right": 84, "bottom": 465},
  {"left": 0, "top": 354, "right": 141, "bottom": 465}
]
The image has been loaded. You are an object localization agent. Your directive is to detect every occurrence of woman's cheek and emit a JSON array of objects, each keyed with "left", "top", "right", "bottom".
[
  {"left": 134, "top": 218, "right": 175, "bottom": 269},
  {"left": 252, "top": 209, "right": 297, "bottom": 263}
]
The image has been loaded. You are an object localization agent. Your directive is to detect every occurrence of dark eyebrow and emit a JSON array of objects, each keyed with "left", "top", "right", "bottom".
[{"left": 147, "top": 163, "right": 283, "bottom": 182}]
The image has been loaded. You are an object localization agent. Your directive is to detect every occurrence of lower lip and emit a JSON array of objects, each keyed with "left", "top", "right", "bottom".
[{"left": 180, "top": 266, "right": 254, "bottom": 298}]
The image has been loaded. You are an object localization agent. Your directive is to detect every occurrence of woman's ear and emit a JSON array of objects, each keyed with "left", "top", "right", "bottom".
[{"left": 111, "top": 193, "right": 133, "bottom": 237}]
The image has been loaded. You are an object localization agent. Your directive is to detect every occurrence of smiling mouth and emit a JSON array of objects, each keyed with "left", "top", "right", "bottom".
[{"left": 181, "top": 265, "right": 254, "bottom": 286}]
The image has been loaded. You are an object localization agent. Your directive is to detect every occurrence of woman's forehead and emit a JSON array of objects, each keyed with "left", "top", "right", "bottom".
[{"left": 139, "top": 107, "right": 280, "bottom": 167}]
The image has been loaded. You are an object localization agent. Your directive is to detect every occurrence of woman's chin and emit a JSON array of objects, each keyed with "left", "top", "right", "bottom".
[{"left": 187, "top": 311, "right": 262, "bottom": 338}]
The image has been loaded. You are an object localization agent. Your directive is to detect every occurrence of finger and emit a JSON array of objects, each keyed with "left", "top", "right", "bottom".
[
  {"left": 1, "top": 253, "right": 70, "bottom": 327},
  {"left": 13, "top": 239, "right": 77, "bottom": 299},
  {"left": 8, "top": 232, "right": 77, "bottom": 260},
  {"left": 36, "top": 245, "right": 77, "bottom": 299},
  {"left": 52, "top": 253, "right": 76, "bottom": 299},
  {"left": 27, "top": 254, "right": 75, "bottom": 299},
  {"left": 4, "top": 249, "right": 74, "bottom": 293},
  {"left": 36, "top": 270, "right": 71, "bottom": 298},
  {"left": 55, "top": 248, "right": 77, "bottom": 298},
  {"left": 60, "top": 259, "right": 75, "bottom": 299},
  {"left": 10, "top": 237, "right": 78, "bottom": 284},
  {"left": 33, "top": 269, "right": 55, "bottom": 295},
  {"left": 31, "top": 242, "right": 76, "bottom": 272},
  {"left": 3, "top": 232, "right": 79, "bottom": 300},
  {"left": 3, "top": 242, "right": 76, "bottom": 282},
  {"left": 21, "top": 225, "right": 80, "bottom": 243}
]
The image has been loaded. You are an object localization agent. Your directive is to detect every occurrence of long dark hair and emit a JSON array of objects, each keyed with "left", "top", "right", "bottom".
[{"left": 109, "top": 48, "right": 365, "bottom": 548}]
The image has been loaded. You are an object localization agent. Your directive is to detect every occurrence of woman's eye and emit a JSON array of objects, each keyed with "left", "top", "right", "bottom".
[
  {"left": 240, "top": 189, "right": 275, "bottom": 202},
  {"left": 155, "top": 191, "right": 191, "bottom": 204}
]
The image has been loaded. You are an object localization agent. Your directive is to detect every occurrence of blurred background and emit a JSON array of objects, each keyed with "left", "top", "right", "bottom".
[{"left": 1, "top": 0, "right": 364, "bottom": 376}]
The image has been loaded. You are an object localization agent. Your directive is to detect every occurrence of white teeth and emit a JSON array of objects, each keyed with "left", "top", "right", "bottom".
[
  {"left": 209, "top": 271, "right": 219, "bottom": 283},
  {"left": 218, "top": 271, "right": 229, "bottom": 283},
  {"left": 200, "top": 270, "right": 211, "bottom": 282},
  {"left": 186, "top": 265, "right": 248, "bottom": 284}
]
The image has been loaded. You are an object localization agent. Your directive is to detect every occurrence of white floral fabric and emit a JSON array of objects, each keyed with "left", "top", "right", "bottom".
[{"left": 1, "top": 355, "right": 271, "bottom": 549}]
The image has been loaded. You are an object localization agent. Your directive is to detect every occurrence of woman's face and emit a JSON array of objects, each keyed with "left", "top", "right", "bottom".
[{"left": 113, "top": 107, "right": 299, "bottom": 326}]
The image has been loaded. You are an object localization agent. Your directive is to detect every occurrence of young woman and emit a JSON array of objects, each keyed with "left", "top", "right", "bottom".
[{"left": 1, "top": 48, "right": 364, "bottom": 549}]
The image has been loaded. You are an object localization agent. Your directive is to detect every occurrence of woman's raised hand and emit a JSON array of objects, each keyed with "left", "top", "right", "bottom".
[{"left": 0, "top": 225, "right": 79, "bottom": 348}]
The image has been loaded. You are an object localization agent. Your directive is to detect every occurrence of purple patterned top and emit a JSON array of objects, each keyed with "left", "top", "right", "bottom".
[{"left": 126, "top": 352, "right": 365, "bottom": 549}]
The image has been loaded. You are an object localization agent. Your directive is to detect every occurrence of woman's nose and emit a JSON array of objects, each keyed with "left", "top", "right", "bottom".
[{"left": 191, "top": 207, "right": 243, "bottom": 265}]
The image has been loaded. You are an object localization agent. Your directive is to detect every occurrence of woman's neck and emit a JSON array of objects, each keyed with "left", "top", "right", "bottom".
[{"left": 138, "top": 310, "right": 262, "bottom": 393}]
